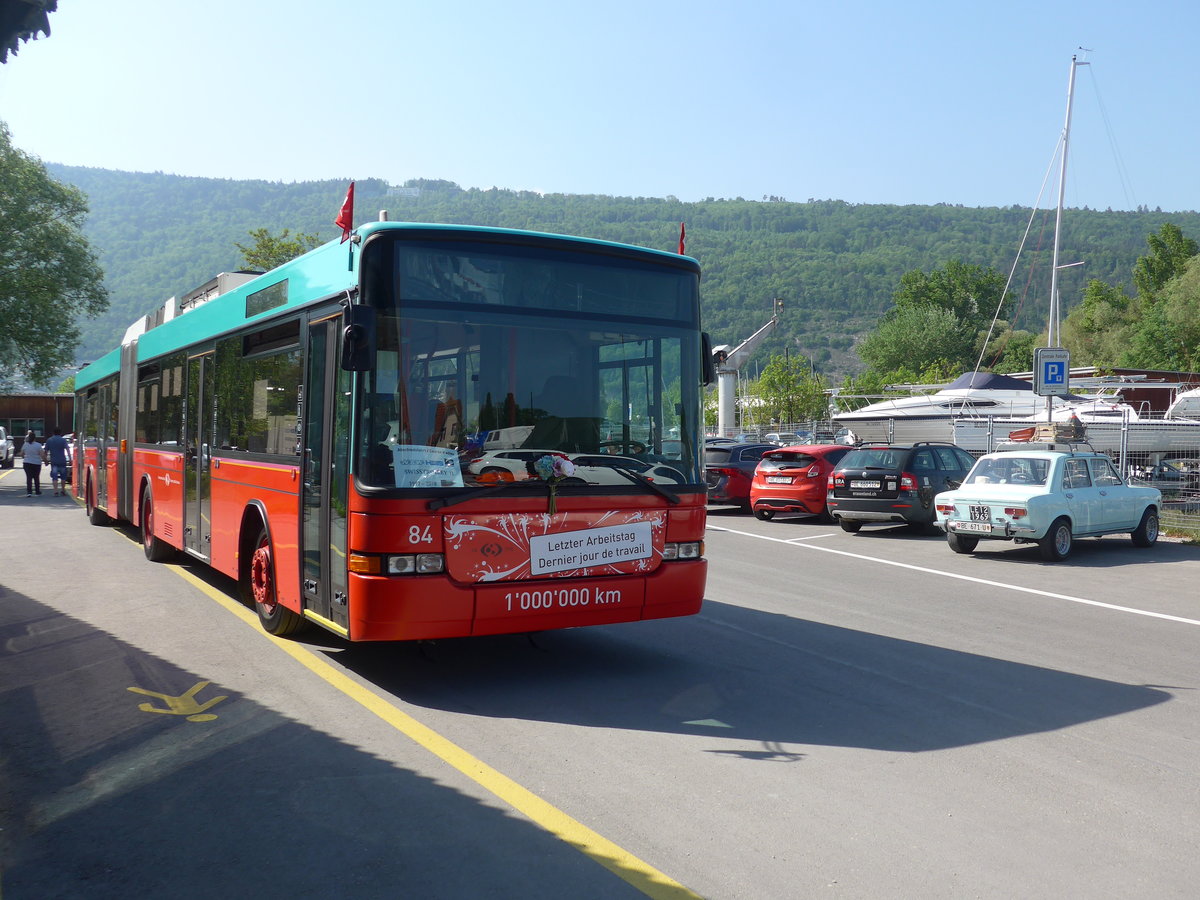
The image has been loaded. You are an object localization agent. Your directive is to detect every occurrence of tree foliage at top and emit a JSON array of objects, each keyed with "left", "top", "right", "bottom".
[
  {"left": 236, "top": 227, "right": 321, "bottom": 271},
  {"left": 1132, "top": 223, "right": 1198, "bottom": 299},
  {"left": 854, "top": 259, "right": 1019, "bottom": 379},
  {"left": 0, "top": 123, "right": 107, "bottom": 387},
  {"left": 1062, "top": 223, "right": 1200, "bottom": 372},
  {"left": 750, "top": 352, "right": 831, "bottom": 424}
]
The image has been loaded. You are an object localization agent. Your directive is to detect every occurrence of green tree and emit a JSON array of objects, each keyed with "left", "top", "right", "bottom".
[
  {"left": 1062, "top": 280, "right": 1135, "bottom": 367},
  {"left": 235, "top": 227, "right": 322, "bottom": 271},
  {"left": 1132, "top": 223, "right": 1198, "bottom": 300},
  {"left": 891, "top": 258, "right": 1008, "bottom": 333},
  {"left": 1123, "top": 255, "right": 1200, "bottom": 371},
  {"left": 0, "top": 122, "right": 108, "bottom": 386},
  {"left": 752, "top": 352, "right": 829, "bottom": 423},
  {"left": 856, "top": 304, "right": 977, "bottom": 375},
  {"left": 986, "top": 329, "right": 1038, "bottom": 373},
  {"left": 855, "top": 259, "right": 1009, "bottom": 378}
]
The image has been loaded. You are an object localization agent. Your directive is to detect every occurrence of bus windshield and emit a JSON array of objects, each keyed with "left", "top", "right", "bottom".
[{"left": 355, "top": 237, "right": 704, "bottom": 491}]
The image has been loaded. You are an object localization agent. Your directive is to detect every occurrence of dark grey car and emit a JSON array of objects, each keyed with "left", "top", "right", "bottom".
[
  {"left": 705, "top": 442, "right": 776, "bottom": 508},
  {"left": 827, "top": 441, "right": 976, "bottom": 532}
]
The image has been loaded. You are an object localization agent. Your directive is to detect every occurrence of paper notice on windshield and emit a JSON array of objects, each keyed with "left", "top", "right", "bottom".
[{"left": 392, "top": 445, "right": 464, "bottom": 488}]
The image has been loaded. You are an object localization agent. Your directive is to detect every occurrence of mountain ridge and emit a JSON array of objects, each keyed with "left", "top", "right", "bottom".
[{"left": 48, "top": 165, "right": 1200, "bottom": 378}]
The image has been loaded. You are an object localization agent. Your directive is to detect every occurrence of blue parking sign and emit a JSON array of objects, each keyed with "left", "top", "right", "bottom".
[{"left": 1035, "top": 348, "right": 1071, "bottom": 396}]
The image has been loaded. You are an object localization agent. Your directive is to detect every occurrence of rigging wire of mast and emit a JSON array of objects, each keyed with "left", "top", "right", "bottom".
[
  {"left": 1081, "top": 64, "right": 1138, "bottom": 210},
  {"left": 971, "top": 136, "right": 1061, "bottom": 378}
]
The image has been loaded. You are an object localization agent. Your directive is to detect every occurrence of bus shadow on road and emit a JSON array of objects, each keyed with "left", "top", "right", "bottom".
[
  {"left": 0, "top": 587, "right": 657, "bottom": 900},
  {"left": 329, "top": 605, "right": 1172, "bottom": 755}
]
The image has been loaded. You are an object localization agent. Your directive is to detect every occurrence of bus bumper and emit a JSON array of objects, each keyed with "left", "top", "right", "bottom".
[{"left": 346, "top": 558, "right": 706, "bottom": 641}]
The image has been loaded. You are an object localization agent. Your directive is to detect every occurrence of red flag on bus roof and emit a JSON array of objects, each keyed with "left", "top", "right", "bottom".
[
  {"left": 678, "top": 222, "right": 686, "bottom": 255},
  {"left": 336, "top": 182, "right": 355, "bottom": 242}
]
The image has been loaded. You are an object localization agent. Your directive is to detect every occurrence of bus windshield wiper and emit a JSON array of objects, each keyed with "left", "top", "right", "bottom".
[
  {"left": 428, "top": 478, "right": 540, "bottom": 511},
  {"left": 430, "top": 469, "right": 681, "bottom": 510},
  {"left": 613, "top": 466, "right": 681, "bottom": 504}
]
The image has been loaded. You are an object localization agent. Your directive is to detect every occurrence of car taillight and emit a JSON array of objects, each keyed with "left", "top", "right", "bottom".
[
  {"left": 1004, "top": 507, "right": 1028, "bottom": 519},
  {"left": 935, "top": 501, "right": 955, "bottom": 515},
  {"left": 829, "top": 473, "right": 843, "bottom": 488},
  {"left": 716, "top": 467, "right": 740, "bottom": 477},
  {"left": 806, "top": 464, "right": 821, "bottom": 478},
  {"left": 900, "top": 472, "right": 918, "bottom": 490}
]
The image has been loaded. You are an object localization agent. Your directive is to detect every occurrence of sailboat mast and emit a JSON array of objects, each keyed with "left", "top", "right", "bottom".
[{"left": 1048, "top": 55, "right": 1086, "bottom": 348}]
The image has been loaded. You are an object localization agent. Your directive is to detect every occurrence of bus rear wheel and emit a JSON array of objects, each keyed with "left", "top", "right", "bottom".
[
  {"left": 247, "top": 525, "right": 306, "bottom": 636},
  {"left": 86, "top": 479, "right": 109, "bottom": 526},
  {"left": 141, "top": 490, "right": 175, "bottom": 562}
]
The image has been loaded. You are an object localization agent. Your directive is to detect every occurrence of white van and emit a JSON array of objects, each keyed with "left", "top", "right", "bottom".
[
  {"left": 482, "top": 425, "right": 535, "bottom": 450},
  {"left": 0, "top": 426, "right": 13, "bottom": 468}
]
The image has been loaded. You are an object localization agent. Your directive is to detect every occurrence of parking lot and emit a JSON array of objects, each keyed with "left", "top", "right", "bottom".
[{"left": 5, "top": 463, "right": 1200, "bottom": 897}]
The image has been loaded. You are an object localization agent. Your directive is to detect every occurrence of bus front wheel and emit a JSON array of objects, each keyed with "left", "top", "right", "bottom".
[{"left": 247, "top": 524, "right": 306, "bottom": 636}]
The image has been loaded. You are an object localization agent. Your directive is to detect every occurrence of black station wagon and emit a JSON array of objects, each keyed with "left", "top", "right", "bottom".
[{"left": 827, "top": 441, "right": 976, "bottom": 532}]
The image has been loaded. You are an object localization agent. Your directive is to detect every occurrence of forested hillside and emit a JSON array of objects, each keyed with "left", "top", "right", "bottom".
[{"left": 49, "top": 165, "right": 1200, "bottom": 377}]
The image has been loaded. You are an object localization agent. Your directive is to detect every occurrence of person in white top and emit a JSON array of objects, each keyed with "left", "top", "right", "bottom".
[{"left": 21, "top": 432, "right": 47, "bottom": 497}]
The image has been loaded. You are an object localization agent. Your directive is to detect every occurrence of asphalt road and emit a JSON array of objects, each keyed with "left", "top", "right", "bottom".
[{"left": 3, "top": 469, "right": 1199, "bottom": 899}]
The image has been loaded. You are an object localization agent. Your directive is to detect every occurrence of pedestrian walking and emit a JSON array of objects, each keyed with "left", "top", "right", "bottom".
[
  {"left": 21, "top": 431, "right": 47, "bottom": 497},
  {"left": 44, "top": 427, "right": 70, "bottom": 496}
]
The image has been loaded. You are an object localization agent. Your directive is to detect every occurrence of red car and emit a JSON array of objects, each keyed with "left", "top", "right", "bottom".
[{"left": 750, "top": 444, "right": 852, "bottom": 521}]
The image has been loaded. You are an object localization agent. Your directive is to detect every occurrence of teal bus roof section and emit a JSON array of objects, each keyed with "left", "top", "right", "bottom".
[
  {"left": 352, "top": 220, "right": 702, "bottom": 268},
  {"left": 76, "top": 346, "right": 121, "bottom": 390},
  {"left": 74, "top": 221, "right": 700, "bottom": 392}
]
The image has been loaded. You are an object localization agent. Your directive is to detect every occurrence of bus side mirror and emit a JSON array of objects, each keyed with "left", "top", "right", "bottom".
[
  {"left": 702, "top": 332, "right": 716, "bottom": 386},
  {"left": 341, "top": 304, "right": 377, "bottom": 372}
]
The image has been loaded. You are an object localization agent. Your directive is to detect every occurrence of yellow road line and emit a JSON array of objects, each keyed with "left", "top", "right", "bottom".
[{"left": 168, "top": 564, "right": 701, "bottom": 900}]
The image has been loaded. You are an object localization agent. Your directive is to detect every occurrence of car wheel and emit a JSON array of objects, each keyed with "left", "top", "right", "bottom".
[
  {"left": 753, "top": 508, "right": 775, "bottom": 521},
  {"left": 1131, "top": 507, "right": 1159, "bottom": 548},
  {"left": 947, "top": 531, "right": 979, "bottom": 554},
  {"left": 839, "top": 519, "right": 862, "bottom": 533},
  {"left": 1039, "top": 516, "right": 1072, "bottom": 562}
]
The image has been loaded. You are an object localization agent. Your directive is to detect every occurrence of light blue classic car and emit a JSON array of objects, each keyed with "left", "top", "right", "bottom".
[{"left": 933, "top": 447, "right": 1162, "bottom": 561}]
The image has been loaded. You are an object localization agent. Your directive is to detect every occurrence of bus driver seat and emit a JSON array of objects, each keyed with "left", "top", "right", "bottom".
[
  {"left": 535, "top": 375, "right": 584, "bottom": 418},
  {"left": 527, "top": 375, "right": 600, "bottom": 453}
]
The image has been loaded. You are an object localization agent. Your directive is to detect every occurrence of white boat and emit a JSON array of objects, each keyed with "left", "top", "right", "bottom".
[
  {"left": 831, "top": 372, "right": 1131, "bottom": 444},
  {"left": 1166, "top": 386, "right": 1200, "bottom": 421}
]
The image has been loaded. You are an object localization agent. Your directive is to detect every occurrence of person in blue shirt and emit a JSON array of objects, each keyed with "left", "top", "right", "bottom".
[{"left": 44, "top": 427, "right": 70, "bottom": 496}]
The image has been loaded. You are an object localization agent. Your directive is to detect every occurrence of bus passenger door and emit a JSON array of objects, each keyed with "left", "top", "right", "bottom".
[
  {"left": 94, "top": 382, "right": 110, "bottom": 508},
  {"left": 301, "top": 315, "right": 350, "bottom": 631},
  {"left": 184, "top": 351, "right": 215, "bottom": 559}
]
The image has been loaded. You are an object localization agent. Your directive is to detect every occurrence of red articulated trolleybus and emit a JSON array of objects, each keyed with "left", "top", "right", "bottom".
[{"left": 74, "top": 221, "right": 713, "bottom": 641}]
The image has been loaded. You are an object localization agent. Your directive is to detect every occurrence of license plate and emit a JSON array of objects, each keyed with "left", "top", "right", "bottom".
[
  {"left": 969, "top": 505, "right": 991, "bottom": 522},
  {"left": 955, "top": 521, "right": 992, "bottom": 533},
  {"left": 850, "top": 480, "right": 880, "bottom": 489},
  {"left": 766, "top": 475, "right": 792, "bottom": 484}
]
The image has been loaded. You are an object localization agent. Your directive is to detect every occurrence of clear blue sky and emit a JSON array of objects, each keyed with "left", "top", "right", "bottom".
[{"left": 2, "top": 0, "right": 1197, "bottom": 212}]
